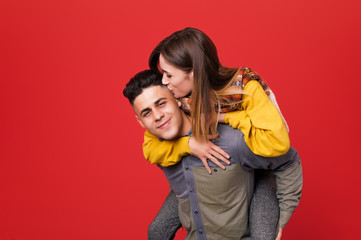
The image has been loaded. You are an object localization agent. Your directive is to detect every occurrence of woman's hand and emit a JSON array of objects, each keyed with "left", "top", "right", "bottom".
[
  {"left": 218, "top": 113, "right": 226, "bottom": 123},
  {"left": 188, "top": 137, "right": 230, "bottom": 174}
]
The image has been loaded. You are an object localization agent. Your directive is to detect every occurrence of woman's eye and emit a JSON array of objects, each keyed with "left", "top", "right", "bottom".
[{"left": 167, "top": 74, "right": 172, "bottom": 78}]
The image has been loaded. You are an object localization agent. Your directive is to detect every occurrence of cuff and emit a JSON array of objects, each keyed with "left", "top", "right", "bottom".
[
  {"left": 177, "top": 136, "right": 192, "bottom": 155},
  {"left": 279, "top": 210, "right": 293, "bottom": 229}
]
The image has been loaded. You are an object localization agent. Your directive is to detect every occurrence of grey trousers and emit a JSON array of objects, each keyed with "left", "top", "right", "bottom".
[
  {"left": 148, "top": 188, "right": 182, "bottom": 240},
  {"left": 148, "top": 170, "right": 279, "bottom": 240},
  {"left": 249, "top": 170, "right": 279, "bottom": 240}
]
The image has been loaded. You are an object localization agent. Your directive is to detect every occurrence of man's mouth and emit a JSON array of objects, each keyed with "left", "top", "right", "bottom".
[{"left": 157, "top": 119, "right": 171, "bottom": 129}]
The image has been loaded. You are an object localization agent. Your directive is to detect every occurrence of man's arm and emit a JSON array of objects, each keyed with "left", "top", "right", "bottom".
[
  {"left": 240, "top": 146, "right": 303, "bottom": 229},
  {"left": 272, "top": 160, "right": 303, "bottom": 229}
]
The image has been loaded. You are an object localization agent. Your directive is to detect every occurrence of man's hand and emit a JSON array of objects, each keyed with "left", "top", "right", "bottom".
[
  {"left": 275, "top": 227, "right": 283, "bottom": 240},
  {"left": 188, "top": 137, "right": 230, "bottom": 174}
]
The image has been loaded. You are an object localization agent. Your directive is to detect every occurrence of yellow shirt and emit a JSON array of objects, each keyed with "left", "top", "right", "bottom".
[{"left": 143, "top": 81, "right": 290, "bottom": 166}]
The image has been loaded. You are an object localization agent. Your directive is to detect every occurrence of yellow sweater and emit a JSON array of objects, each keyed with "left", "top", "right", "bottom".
[{"left": 143, "top": 81, "right": 290, "bottom": 167}]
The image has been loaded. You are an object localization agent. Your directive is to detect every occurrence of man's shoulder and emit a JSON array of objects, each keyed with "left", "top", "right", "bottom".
[
  {"left": 215, "top": 123, "right": 244, "bottom": 144},
  {"left": 217, "top": 123, "right": 240, "bottom": 132}
]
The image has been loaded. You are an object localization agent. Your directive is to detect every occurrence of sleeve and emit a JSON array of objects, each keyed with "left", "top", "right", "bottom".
[
  {"left": 238, "top": 148, "right": 303, "bottom": 230},
  {"left": 143, "top": 130, "right": 192, "bottom": 167},
  {"left": 224, "top": 81, "right": 290, "bottom": 157},
  {"left": 272, "top": 161, "right": 303, "bottom": 229}
]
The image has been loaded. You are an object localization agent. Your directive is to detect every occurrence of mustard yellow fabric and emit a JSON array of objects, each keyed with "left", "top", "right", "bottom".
[
  {"left": 224, "top": 81, "right": 290, "bottom": 157},
  {"left": 143, "top": 131, "right": 191, "bottom": 166},
  {"left": 143, "top": 81, "right": 290, "bottom": 166}
]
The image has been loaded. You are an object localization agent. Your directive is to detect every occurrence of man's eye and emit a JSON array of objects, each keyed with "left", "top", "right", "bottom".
[
  {"left": 142, "top": 111, "right": 150, "bottom": 117},
  {"left": 159, "top": 101, "right": 166, "bottom": 106}
]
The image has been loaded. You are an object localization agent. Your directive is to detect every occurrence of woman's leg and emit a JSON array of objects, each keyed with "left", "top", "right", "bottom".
[
  {"left": 249, "top": 170, "right": 279, "bottom": 240},
  {"left": 148, "top": 189, "right": 182, "bottom": 240}
]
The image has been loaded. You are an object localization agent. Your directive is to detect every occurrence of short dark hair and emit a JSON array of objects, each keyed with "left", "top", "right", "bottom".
[{"left": 123, "top": 70, "right": 163, "bottom": 105}]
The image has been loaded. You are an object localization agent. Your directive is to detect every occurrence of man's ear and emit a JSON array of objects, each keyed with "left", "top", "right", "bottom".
[
  {"left": 135, "top": 115, "right": 145, "bottom": 128},
  {"left": 176, "top": 99, "right": 182, "bottom": 107}
]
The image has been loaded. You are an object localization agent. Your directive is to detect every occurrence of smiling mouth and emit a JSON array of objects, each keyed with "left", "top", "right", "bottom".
[{"left": 157, "top": 119, "right": 171, "bottom": 129}]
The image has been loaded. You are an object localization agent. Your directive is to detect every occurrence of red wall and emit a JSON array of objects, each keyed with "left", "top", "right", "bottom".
[{"left": 1, "top": 0, "right": 361, "bottom": 239}]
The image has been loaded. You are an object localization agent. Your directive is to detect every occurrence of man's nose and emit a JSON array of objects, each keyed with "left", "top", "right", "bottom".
[
  {"left": 162, "top": 74, "right": 169, "bottom": 85},
  {"left": 153, "top": 109, "right": 164, "bottom": 121}
]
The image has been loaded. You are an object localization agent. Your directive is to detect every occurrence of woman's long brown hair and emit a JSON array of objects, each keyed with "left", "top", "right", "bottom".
[{"left": 149, "top": 27, "right": 239, "bottom": 142}]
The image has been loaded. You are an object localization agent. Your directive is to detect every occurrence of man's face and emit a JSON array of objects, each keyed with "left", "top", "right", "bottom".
[{"left": 133, "top": 85, "right": 190, "bottom": 140}]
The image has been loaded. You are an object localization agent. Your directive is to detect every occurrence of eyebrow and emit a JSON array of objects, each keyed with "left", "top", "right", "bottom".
[
  {"left": 154, "top": 97, "right": 167, "bottom": 105},
  {"left": 139, "top": 107, "right": 151, "bottom": 116},
  {"left": 139, "top": 97, "right": 167, "bottom": 116}
]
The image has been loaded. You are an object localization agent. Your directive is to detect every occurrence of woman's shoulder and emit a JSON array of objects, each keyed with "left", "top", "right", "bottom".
[{"left": 229, "top": 66, "right": 269, "bottom": 93}]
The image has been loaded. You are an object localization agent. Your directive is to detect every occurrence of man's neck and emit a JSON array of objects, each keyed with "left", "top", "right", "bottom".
[{"left": 180, "top": 112, "right": 192, "bottom": 136}]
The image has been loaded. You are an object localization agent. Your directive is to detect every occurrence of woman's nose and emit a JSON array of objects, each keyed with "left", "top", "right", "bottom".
[{"left": 162, "top": 74, "right": 169, "bottom": 85}]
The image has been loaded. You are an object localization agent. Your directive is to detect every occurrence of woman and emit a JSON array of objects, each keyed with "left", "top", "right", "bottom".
[
  {"left": 144, "top": 27, "right": 290, "bottom": 173},
  {"left": 145, "top": 27, "right": 291, "bottom": 240}
]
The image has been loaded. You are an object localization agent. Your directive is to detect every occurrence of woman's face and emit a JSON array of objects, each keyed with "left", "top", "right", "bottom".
[{"left": 159, "top": 54, "right": 194, "bottom": 98}]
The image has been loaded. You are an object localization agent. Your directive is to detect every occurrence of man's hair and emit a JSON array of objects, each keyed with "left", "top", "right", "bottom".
[{"left": 123, "top": 70, "right": 163, "bottom": 105}]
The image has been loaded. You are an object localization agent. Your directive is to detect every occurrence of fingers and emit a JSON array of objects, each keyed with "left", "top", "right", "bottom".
[
  {"left": 207, "top": 156, "right": 226, "bottom": 170},
  {"left": 210, "top": 145, "right": 230, "bottom": 165},
  {"left": 203, "top": 142, "right": 230, "bottom": 172},
  {"left": 209, "top": 142, "right": 230, "bottom": 165},
  {"left": 210, "top": 152, "right": 230, "bottom": 166},
  {"left": 211, "top": 143, "right": 230, "bottom": 158},
  {"left": 201, "top": 158, "right": 212, "bottom": 174},
  {"left": 201, "top": 156, "right": 225, "bottom": 174},
  {"left": 189, "top": 137, "right": 231, "bottom": 174}
]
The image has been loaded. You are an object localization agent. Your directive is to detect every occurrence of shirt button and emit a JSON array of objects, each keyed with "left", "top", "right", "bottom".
[
  {"left": 190, "top": 188, "right": 194, "bottom": 192},
  {"left": 185, "top": 167, "right": 189, "bottom": 170},
  {"left": 194, "top": 210, "right": 198, "bottom": 214},
  {"left": 199, "top": 230, "right": 203, "bottom": 234}
]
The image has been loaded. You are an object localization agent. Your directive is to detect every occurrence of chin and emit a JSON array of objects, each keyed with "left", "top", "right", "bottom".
[
  {"left": 159, "top": 130, "right": 178, "bottom": 141},
  {"left": 160, "top": 134, "right": 177, "bottom": 141}
]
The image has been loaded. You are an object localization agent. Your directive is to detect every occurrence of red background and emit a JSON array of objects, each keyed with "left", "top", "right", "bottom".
[{"left": 1, "top": 0, "right": 361, "bottom": 239}]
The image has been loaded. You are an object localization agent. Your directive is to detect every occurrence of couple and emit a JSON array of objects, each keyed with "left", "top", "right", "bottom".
[{"left": 123, "top": 28, "right": 303, "bottom": 239}]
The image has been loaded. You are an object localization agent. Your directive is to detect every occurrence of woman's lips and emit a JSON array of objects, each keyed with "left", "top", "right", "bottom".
[{"left": 167, "top": 86, "right": 174, "bottom": 94}]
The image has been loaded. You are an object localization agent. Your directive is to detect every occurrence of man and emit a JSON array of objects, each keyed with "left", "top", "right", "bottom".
[{"left": 123, "top": 70, "right": 303, "bottom": 240}]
